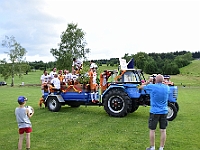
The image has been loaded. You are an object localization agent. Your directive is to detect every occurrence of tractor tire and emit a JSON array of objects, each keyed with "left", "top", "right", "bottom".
[
  {"left": 46, "top": 96, "right": 61, "bottom": 112},
  {"left": 167, "top": 102, "right": 177, "bottom": 121},
  {"left": 103, "top": 88, "right": 131, "bottom": 117},
  {"left": 174, "top": 102, "right": 179, "bottom": 112},
  {"left": 129, "top": 104, "right": 139, "bottom": 113}
]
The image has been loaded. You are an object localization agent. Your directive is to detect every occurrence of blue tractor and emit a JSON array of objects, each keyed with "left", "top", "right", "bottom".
[{"left": 43, "top": 61, "right": 178, "bottom": 121}]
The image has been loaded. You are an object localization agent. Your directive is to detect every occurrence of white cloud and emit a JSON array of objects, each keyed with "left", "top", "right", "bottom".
[{"left": 0, "top": 0, "right": 199, "bottom": 62}]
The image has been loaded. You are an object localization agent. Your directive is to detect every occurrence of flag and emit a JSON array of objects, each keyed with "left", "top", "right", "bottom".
[{"left": 127, "top": 58, "right": 134, "bottom": 69}]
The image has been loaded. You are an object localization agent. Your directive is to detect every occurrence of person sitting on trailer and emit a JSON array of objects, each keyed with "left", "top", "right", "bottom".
[{"left": 48, "top": 74, "right": 61, "bottom": 94}]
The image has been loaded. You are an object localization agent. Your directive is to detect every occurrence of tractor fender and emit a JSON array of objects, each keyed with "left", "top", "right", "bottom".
[
  {"left": 46, "top": 95, "right": 65, "bottom": 103},
  {"left": 102, "top": 85, "right": 125, "bottom": 99}
]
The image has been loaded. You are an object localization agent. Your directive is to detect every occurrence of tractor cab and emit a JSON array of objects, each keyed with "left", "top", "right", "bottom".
[{"left": 113, "top": 69, "right": 144, "bottom": 84}]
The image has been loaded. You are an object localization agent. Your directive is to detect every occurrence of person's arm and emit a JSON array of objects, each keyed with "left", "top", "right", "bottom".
[
  {"left": 139, "top": 80, "right": 151, "bottom": 89},
  {"left": 72, "top": 61, "right": 75, "bottom": 74}
]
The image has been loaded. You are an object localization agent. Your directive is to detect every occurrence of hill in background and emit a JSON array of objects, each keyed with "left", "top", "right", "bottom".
[{"left": 180, "top": 59, "right": 200, "bottom": 76}]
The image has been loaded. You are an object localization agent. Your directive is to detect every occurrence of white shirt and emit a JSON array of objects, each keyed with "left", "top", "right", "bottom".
[
  {"left": 51, "top": 78, "right": 60, "bottom": 89},
  {"left": 71, "top": 74, "right": 78, "bottom": 81},
  {"left": 92, "top": 72, "right": 97, "bottom": 84},
  {"left": 63, "top": 73, "right": 72, "bottom": 82},
  {"left": 40, "top": 74, "right": 49, "bottom": 83},
  {"left": 49, "top": 71, "right": 57, "bottom": 80}
]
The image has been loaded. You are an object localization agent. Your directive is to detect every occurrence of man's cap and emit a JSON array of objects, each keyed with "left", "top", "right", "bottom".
[{"left": 18, "top": 96, "right": 28, "bottom": 103}]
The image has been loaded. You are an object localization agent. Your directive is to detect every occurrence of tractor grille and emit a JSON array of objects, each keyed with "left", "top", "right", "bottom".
[{"left": 173, "top": 89, "right": 178, "bottom": 99}]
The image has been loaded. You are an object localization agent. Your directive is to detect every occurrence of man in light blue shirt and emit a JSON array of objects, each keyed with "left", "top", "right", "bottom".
[{"left": 140, "top": 74, "right": 170, "bottom": 150}]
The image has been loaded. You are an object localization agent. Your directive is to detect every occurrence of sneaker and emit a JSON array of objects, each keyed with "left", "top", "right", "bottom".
[
  {"left": 92, "top": 100, "right": 96, "bottom": 103},
  {"left": 146, "top": 147, "right": 155, "bottom": 150}
]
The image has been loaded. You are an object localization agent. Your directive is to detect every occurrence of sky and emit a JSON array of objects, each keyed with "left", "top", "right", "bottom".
[{"left": 0, "top": 0, "right": 199, "bottom": 63}]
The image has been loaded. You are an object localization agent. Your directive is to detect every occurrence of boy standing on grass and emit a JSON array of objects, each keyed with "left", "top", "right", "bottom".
[{"left": 15, "top": 96, "right": 34, "bottom": 150}]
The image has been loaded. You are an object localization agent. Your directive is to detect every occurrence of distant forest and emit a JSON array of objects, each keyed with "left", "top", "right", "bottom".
[{"left": 29, "top": 51, "right": 200, "bottom": 75}]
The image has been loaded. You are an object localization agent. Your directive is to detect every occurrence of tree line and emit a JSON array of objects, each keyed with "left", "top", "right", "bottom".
[
  {"left": 27, "top": 50, "right": 197, "bottom": 75},
  {"left": 0, "top": 23, "right": 199, "bottom": 86}
]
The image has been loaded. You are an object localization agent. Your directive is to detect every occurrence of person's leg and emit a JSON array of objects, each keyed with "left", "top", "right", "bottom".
[
  {"left": 149, "top": 129, "right": 156, "bottom": 147},
  {"left": 26, "top": 133, "right": 31, "bottom": 149},
  {"left": 146, "top": 113, "right": 158, "bottom": 150},
  {"left": 90, "top": 88, "right": 95, "bottom": 102},
  {"left": 18, "top": 134, "right": 24, "bottom": 150},
  {"left": 159, "top": 114, "right": 168, "bottom": 150},
  {"left": 159, "top": 129, "right": 166, "bottom": 150}
]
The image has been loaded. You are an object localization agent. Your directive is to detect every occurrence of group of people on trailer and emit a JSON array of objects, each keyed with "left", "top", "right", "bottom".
[{"left": 39, "top": 58, "right": 112, "bottom": 107}]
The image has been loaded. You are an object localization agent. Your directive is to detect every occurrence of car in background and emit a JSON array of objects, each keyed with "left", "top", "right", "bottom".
[{"left": 0, "top": 81, "right": 7, "bottom": 86}]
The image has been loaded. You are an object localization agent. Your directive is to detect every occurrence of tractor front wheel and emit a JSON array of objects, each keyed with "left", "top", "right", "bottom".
[{"left": 167, "top": 102, "right": 177, "bottom": 121}]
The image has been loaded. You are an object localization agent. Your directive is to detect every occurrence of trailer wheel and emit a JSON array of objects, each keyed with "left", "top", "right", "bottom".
[
  {"left": 167, "top": 102, "right": 177, "bottom": 121},
  {"left": 103, "top": 88, "right": 131, "bottom": 117},
  {"left": 46, "top": 96, "right": 61, "bottom": 112}
]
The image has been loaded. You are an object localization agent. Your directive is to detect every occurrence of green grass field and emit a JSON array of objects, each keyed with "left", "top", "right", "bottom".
[{"left": 0, "top": 61, "right": 200, "bottom": 150}]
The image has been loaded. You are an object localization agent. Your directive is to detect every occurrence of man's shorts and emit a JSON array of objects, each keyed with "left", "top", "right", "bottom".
[
  {"left": 148, "top": 113, "right": 168, "bottom": 130},
  {"left": 19, "top": 127, "right": 32, "bottom": 134}
]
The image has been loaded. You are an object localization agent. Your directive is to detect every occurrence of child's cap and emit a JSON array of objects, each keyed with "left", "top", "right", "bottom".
[{"left": 18, "top": 96, "right": 28, "bottom": 103}]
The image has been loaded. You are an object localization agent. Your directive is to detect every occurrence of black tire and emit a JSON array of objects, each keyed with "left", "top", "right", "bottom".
[
  {"left": 167, "top": 102, "right": 177, "bottom": 121},
  {"left": 68, "top": 102, "right": 81, "bottom": 108},
  {"left": 129, "top": 105, "right": 139, "bottom": 113},
  {"left": 103, "top": 88, "right": 131, "bottom": 117},
  {"left": 128, "top": 99, "right": 139, "bottom": 113},
  {"left": 46, "top": 96, "right": 61, "bottom": 112},
  {"left": 174, "top": 102, "right": 179, "bottom": 112}
]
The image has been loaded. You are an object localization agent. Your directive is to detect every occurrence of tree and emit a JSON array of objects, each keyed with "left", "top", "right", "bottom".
[
  {"left": 162, "top": 60, "right": 180, "bottom": 75},
  {"left": 1, "top": 36, "right": 27, "bottom": 86},
  {"left": 133, "top": 52, "right": 149, "bottom": 70},
  {"left": 50, "top": 23, "right": 90, "bottom": 71},
  {"left": 144, "top": 58, "right": 158, "bottom": 74},
  {"left": 174, "top": 52, "right": 193, "bottom": 68}
]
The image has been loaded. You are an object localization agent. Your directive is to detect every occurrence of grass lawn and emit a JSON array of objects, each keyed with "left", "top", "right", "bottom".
[
  {"left": 0, "top": 61, "right": 200, "bottom": 149},
  {"left": 0, "top": 85, "right": 200, "bottom": 150}
]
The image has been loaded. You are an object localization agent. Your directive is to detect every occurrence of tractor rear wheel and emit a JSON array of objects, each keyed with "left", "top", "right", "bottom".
[{"left": 103, "top": 88, "right": 131, "bottom": 117}]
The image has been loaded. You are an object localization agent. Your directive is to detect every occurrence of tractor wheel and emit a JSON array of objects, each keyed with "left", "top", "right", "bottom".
[
  {"left": 174, "top": 102, "right": 179, "bottom": 112},
  {"left": 167, "top": 102, "right": 177, "bottom": 121},
  {"left": 129, "top": 104, "right": 139, "bottom": 113},
  {"left": 46, "top": 96, "right": 61, "bottom": 112},
  {"left": 103, "top": 88, "right": 131, "bottom": 117}
]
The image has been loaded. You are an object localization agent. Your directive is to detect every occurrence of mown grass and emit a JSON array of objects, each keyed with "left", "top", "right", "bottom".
[
  {"left": 0, "top": 86, "right": 200, "bottom": 149},
  {"left": 180, "top": 59, "right": 200, "bottom": 76}
]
